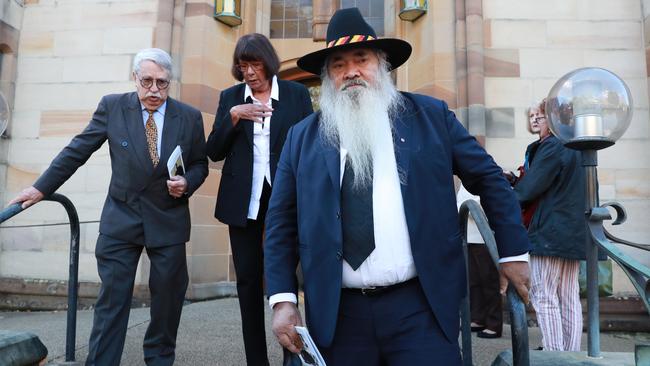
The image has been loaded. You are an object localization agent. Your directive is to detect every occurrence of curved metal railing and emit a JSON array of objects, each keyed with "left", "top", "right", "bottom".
[
  {"left": 590, "top": 201, "right": 650, "bottom": 313},
  {"left": 0, "top": 193, "right": 81, "bottom": 362},
  {"left": 458, "top": 199, "right": 529, "bottom": 366}
]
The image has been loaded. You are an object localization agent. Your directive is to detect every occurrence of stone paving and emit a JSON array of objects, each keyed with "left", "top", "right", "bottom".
[{"left": 0, "top": 297, "right": 647, "bottom": 365}]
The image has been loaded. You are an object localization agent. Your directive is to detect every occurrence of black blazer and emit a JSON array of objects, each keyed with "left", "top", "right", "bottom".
[
  {"left": 206, "top": 79, "right": 313, "bottom": 227},
  {"left": 34, "top": 92, "right": 209, "bottom": 247}
]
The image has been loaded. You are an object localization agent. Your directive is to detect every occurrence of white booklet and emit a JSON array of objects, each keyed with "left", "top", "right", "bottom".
[
  {"left": 167, "top": 145, "right": 185, "bottom": 177},
  {"left": 295, "top": 326, "right": 327, "bottom": 366}
]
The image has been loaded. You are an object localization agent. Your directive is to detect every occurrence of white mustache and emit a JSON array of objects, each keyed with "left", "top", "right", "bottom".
[
  {"left": 340, "top": 79, "right": 368, "bottom": 91},
  {"left": 146, "top": 92, "right": 162, "bottom": 98}
]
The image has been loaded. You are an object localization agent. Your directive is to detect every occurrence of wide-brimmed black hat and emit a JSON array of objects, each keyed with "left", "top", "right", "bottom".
[{"left": 297, "top": 7, "right": 412, "bottom": 75}]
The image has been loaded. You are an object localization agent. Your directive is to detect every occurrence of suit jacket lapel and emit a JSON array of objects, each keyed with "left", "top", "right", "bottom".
[
  {"left": 269, "top": 98, "right": 281, "bottom": 151},
  {"left": 318, "top": 125, "right": 340, "bottom": 192},
  {"left": 393, "top": 109, "right": 412, "bottom": 186},
  {"left": 123, "top": 92, "right": 154, "bottom": 176},
  {"left": 157, "top": 97, "right": 181, "bottom": 176},
  {"left": 240, "top": 86, "right": 254, "bottom": 148}
]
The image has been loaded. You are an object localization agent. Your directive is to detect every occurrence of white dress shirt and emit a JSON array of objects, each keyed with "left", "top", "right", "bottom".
[
  {"left": 140, "top": 101, "right": 166, "bottom": 155},
  {"left": 245, "top": 75, "right": 279, "bottom": 220}
]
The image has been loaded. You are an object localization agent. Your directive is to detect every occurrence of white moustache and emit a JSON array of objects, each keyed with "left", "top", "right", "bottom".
[
  {"left": 146, "top": 92, "right": 162, "bottom": 98},
  {"left": 340, "top": 79, "right": 368, "bottom": 91}
]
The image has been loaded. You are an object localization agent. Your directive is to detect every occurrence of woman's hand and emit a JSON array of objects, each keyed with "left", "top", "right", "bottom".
[{"left": 230, "top": 103, "right": 273, "bottom": 127}]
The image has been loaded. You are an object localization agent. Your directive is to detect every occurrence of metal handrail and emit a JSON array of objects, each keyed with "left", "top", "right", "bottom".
[
  {"left": 0, "top": 193, "right": 80, "bottom": 362},
  {"left": 458, "top": 199, "right": 529, "bottom": 366},
  {"left": 587, "top": 202, "right": 650, "bottom": 314},
  {"left": 601, "top": 201, "right": 650, "bottom": 252}
]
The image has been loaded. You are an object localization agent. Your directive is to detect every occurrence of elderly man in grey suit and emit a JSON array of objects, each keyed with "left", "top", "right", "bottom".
[{"left": 9, "top": 48, "right": 208, "bottom": 365}]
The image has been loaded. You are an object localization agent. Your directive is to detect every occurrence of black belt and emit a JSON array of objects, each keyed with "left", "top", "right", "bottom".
[{"left": 343, "top": 277, "right": 419, "bottom": 297}]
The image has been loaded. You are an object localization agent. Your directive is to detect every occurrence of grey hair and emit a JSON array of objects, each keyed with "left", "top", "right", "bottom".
[
  {"left": 525, "top": 104, "right": 539, "bottom": 135},
  {"left": 133, "top": 48, "right": 173, "bottom": 78}
]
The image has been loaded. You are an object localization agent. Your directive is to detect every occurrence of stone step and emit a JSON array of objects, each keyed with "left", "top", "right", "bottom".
[
  {"left": 492, "top": 350, "right": 635, "bottom": 366},
  {"left": 0, "top": 330, "right": 48, "bottom": 366}
]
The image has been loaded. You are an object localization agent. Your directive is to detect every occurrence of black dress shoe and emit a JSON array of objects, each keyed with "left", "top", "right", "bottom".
[{"left": 477, "top": 330, "right": 501, "bottom": 339}]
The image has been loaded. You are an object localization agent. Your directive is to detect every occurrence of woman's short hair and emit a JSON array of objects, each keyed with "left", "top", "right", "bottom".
[
  {"left": 231, "top": 33, "right": 280, "bottom": 81},
  {"left": 525, "top": 105, "right": 539, "bottom": 134}
]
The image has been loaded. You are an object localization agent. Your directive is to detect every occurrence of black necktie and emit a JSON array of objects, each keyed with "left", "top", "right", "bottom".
[{"left": 341, "top": 159, "right": 375, "bottom": 270}]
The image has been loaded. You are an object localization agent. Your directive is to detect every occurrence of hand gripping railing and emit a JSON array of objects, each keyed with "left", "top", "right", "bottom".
[
  {"left": 458, "top": 199, "right": 529, "bottom": 366},
  {"left": 0, "top": 193, "right": 81, "bottom": 362}
]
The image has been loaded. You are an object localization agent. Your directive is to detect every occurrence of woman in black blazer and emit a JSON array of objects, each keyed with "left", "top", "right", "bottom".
[{"left": 206, "top": 33, "right": 313, "bottom": 365}]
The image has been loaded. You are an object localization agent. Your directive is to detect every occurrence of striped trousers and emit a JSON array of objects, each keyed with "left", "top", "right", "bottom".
[{"left": 529, "top": 255, "right": 582, "bottom": 351}]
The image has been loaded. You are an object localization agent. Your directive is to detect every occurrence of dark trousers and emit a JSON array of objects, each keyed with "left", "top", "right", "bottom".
[
  {"left": 85, "top": 234, "right": 189, "bottom": 366},
  {"left": 320, "top": 279, "right": 462, "bottom": 366},
  {"left": 228, "top": 182, "right": 271, "bottom": 366},
  {"left": 468, "top": 244, "right": 503, "bottom": 334}
]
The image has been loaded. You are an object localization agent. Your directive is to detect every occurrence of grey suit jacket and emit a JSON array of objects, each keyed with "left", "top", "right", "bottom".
[{"left": 34, "top": 92, "right": 208, "bottom": 247}]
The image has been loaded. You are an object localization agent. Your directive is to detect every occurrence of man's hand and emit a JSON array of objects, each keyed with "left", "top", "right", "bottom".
[
  {"left": 8, "top": 186, "right": 44, "bottom": 209},
  {"left": 499, "top": 261, "right": 530, "bottom": 305},
  {"left": 167, "top": 176, "right": 187, "bottom": 198},
  {"left": 272, "top": 302, "right": 304, "bottom": 354}
]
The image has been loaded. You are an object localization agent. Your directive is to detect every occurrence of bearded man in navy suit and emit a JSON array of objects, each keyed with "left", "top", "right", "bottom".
[{"left": 264, "top": 8, "right": 531, "bottom": 365}]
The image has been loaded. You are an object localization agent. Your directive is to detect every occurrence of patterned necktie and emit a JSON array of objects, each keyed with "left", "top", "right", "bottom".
[
  {"left": 145, "top": 109, "right": 159, "bottom": 167},
  {"left": 340, "top": 159, "right": 375, "bottom": 270}
]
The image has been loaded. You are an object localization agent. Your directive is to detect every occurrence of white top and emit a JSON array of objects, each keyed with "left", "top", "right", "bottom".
[
  {"left": 245, "top": 75, "right": 279, "bottom": 220},
  {"left": 455, "top": 184, "right": 529, "bottom": 262},
  {"left": 140, "top": 101, "right": 166, "bottom": 155},
  {"left": 456, "top": 184, "right": 484, "bottom": 244}
]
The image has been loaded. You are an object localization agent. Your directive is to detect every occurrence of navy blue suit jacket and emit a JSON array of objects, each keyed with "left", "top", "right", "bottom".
[{"left": 264, "top": 92, "right": 530, "bottom": 347}]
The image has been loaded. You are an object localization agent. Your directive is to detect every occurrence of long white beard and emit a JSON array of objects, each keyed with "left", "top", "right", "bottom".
[{"left": 319, "top": 63, "right": 403, "bottom": 189}]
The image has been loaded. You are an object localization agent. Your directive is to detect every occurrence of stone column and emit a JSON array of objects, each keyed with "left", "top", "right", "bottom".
[
  {"left": 312, "top": 0, "right": 338, "bottom": 41},
  {"left": 464, "top": 0, "right": 486, "bottom": 146}
]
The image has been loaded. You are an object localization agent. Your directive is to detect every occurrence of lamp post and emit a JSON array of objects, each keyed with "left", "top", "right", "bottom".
[{"left": 545, "top": 67, "right": 633, "bottom": 358}]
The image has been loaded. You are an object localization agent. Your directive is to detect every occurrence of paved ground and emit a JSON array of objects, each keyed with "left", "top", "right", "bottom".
[{"left": 1, "top": 297, "right": 647, "bottom": 365}]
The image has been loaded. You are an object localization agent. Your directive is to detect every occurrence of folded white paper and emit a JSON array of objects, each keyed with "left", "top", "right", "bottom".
[{"left": 167, "top": 145, "right": 185, "bottom": 177}]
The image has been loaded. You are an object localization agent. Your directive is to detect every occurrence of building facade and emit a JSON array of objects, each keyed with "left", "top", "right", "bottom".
[{"left": 0, "top": 0, "right": 648, "bottom": 306}]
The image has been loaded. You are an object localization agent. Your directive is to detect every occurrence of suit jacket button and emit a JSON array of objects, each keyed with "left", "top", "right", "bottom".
[
  {"left": 121, "top": 141, "right": 128, "bottom": 147},
  {"left": 336, "top": 211, "right": 341, "bottom": 219},
  {"left": 336, "top": 251, "right": 342, "bottom": 260}
]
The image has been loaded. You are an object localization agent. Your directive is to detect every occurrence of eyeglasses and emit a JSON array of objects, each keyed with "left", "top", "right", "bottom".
[
  {"left": 237, "top": 62, "right": 264, "bottom": 72},
  {"left": 534, "top": 116, "right": 547, "bottom": 122},
  {"left": 136, "top": 75, "right": 170, "bottom": 90}
]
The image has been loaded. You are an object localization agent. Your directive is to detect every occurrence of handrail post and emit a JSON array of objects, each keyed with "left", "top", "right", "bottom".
[
  {"left": 459, "top": 199, "right": 529, "bottom": 366},
  {"left": 0, "top": 194, "right": 81, "bottom": 362},
  {"left": 582, "top": 150, "right": 601, "bottom": 358}
]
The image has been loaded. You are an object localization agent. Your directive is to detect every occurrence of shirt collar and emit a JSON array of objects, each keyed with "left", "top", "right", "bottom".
[
  {"left": 140, "top": 100, "right": 167, "bottom": 116},
  {"left": 244, "top": 75, "right": 279, "bottom": 103}
]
